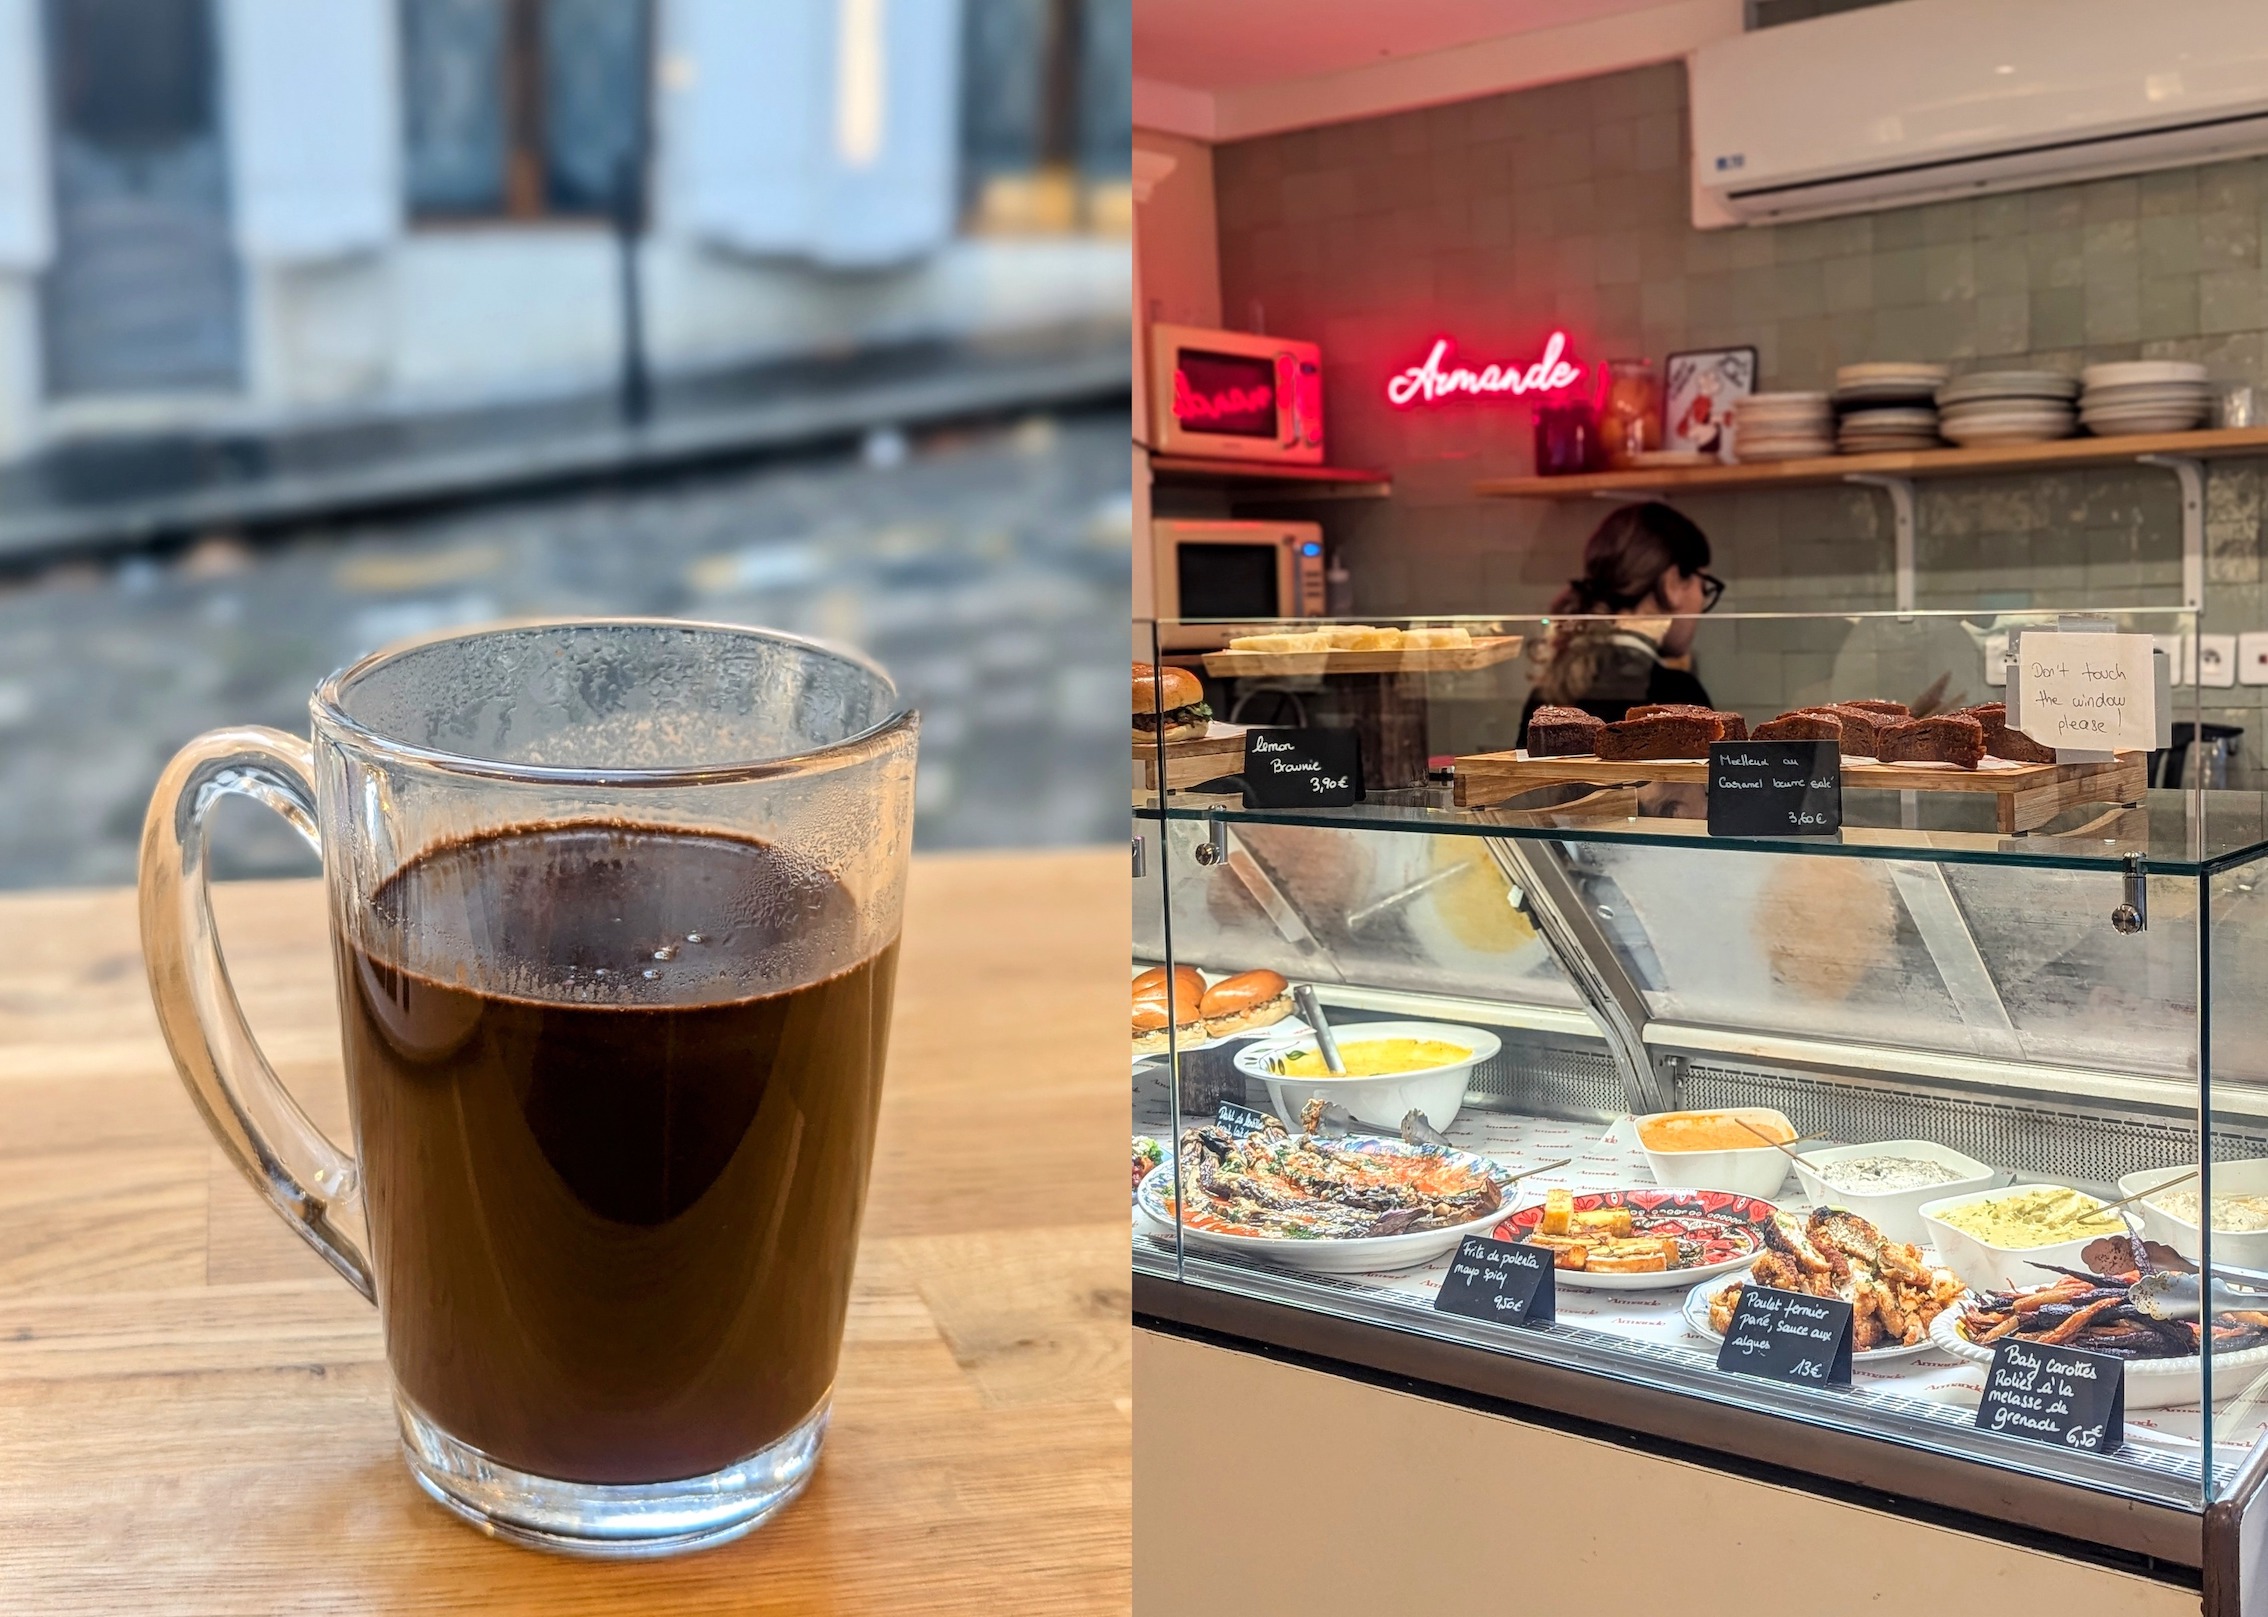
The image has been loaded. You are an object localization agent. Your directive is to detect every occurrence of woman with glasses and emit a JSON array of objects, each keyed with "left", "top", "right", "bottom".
[{"left": 1517, "top": 500, "right": 1726, "bottom": 741}]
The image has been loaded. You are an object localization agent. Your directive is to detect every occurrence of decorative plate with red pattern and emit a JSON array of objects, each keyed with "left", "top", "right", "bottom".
[{"left": 1494, "top": 1187, "right": 1782, "bottom": 1291}]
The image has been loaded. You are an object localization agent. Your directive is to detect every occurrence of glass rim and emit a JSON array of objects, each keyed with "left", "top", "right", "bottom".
[{"left": 310, "top": 615, "right": 917, "bottom": 787}]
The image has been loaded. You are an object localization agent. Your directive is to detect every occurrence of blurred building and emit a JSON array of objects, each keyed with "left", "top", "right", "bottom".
[{"left": 0, "top": 0, "right": 1130, "bottom": 463}]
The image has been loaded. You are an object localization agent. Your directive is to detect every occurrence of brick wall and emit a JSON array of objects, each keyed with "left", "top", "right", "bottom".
[{"left": 1211, "top": 60, "right": 2268, "bottom": 766}]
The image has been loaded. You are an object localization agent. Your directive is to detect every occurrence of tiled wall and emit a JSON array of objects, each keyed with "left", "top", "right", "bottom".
[{"left": 1211, "top": 60, "right": 2268, "bottom": 769}]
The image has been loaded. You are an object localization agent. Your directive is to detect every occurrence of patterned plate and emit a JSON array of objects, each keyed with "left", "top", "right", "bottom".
[
  {"left": 1494, "top": 1187, "right": 1781, "bottom": 1291},
  {"left": 1138, "top": 1136, "right": 1523, "bottom": 1274}
]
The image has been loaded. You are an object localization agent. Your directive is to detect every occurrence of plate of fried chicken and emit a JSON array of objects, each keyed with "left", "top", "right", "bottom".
[{"left": 1689, "top": 1207, "right": 1966, "bottom": 1362}]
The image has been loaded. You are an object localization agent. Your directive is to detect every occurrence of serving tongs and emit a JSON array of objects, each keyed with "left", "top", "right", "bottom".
[{"left": 2129, "top": 1268, "right": 2268, "bottom": 1322}]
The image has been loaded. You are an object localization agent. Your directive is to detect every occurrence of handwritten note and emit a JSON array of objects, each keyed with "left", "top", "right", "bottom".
[
  {"left": 1714, "top": 1284, "right": 1854, "bottom": 1386},
  {"left": 1706, "top": 741, "right": 1842, "bottom": 838},
  {"left": 1214, "top": 1101, "right": 1275, "bottom": 1138},
  {"left": 2012, "top": 631, "right": 2158, "bottom": 752},
  {"left": 1240, "top": 729, "right": 1362, "bottom": 808},
  {"left": 1976, "top": 1339, "right": 2124, "bottom": 1453},
  {"left": 1433, "top": 1236, "right": 1557, "bottom": 1327}
]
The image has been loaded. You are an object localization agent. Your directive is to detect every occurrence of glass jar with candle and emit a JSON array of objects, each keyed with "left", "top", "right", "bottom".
[
  {"left": 1597, "top": 359, "right": 1663, "bottom": 468},
  {"left": 1533, "top": 400, "right": 1597, "bottom": 476}
]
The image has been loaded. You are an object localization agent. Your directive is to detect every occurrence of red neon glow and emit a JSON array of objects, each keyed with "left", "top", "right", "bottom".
[
  {"left": 1173, "top": 368, "right": 1275, "bottom": 425},
  {"left": 1385, "top": 331, "right": 1583, "bottom": 407}
]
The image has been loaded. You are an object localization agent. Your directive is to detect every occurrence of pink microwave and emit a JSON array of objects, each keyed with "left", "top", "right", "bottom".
[{"left": 1148, "top": 324, "right": 1324, "bottom": 464}]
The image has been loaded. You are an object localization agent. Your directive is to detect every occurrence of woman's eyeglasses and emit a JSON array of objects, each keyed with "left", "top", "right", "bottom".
[{"left": 1698, "top": 571, "right": 1726, "bottom": 612}]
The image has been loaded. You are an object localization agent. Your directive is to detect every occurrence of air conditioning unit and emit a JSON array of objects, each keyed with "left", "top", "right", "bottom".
[{"left": 1690, "top": 0, "right": 2268, "bottom": 227}]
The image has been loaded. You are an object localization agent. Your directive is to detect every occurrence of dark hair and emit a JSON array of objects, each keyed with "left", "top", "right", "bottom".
[{"left": 1546, "top": 502, "right": 1712, "bottom": 617}]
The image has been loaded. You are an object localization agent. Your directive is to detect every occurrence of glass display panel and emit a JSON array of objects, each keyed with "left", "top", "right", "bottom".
[{"left": 1133, "top": 609, "right": 2268, "bottom": 1520}]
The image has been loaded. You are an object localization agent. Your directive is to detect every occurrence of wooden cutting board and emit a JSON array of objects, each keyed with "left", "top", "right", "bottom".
[
  {"left": 1135, "top": 723, "right": 1246, "bottom": 792},
  {"left": 1453, "top": 749, "right": 2147, "bottom": 834},
  {"left": 1200, "top": 635, "right": 1523, "bottom": 678}
]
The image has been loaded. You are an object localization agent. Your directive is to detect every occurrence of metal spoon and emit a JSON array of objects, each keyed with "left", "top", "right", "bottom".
[{"left": 1293, "top": 984, "right": 1346, "bottom": 1074}]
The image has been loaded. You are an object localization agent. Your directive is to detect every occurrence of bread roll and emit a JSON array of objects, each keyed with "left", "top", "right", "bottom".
[
  {"left": 1132, "top": 663, "right": 1203, "bottom": 714},
  {"left": 1132, "top": 965, "right": 1204, "bottom": 1004},
  {"left": 1198, "top": 969, "right": 1292, "bottom": 1037}
]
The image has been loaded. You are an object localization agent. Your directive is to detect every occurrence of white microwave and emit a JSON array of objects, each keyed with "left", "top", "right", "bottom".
[
  {"left": 1148, "top": 323, "right": 1324, "bottom": 464},
  {"left": 1149, "top": 519, "right": 1327, "bottom": 650}
]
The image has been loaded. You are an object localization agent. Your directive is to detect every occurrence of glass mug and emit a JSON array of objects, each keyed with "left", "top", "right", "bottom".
[{"left": 139, "top": 620, "right": 918, "bottom": 1556}]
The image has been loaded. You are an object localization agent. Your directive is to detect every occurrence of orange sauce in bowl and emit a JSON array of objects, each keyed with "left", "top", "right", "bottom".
[{"left": 1638, "top": 1112, "right": 1793, "bottom": 1153}]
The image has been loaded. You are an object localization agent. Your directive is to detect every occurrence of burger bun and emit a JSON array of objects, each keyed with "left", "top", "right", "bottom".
[{"left": 1199, "top": 969, "right": 1294, "bottom": 1037}]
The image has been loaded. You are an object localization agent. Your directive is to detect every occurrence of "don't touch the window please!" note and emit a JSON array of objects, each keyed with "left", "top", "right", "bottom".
[{"left": 2012, "top": 631, "right": 2158, "bottom": 753}]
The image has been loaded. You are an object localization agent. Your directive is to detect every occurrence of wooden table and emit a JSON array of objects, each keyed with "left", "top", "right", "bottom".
[{"left": 0, "top": 852, "right": 1126, "bottom": 1614}]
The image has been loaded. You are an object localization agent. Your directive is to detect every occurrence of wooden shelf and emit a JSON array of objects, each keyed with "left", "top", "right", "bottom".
[
  {"left": 1473, "top": 425, "right": 2268, "bottom": 498},
  {"left": 1150, "top": 454, "right": 1393, "bottom": 499}
]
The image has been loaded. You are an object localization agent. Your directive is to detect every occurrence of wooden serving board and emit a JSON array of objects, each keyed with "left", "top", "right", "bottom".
[
  {"left": 1453, "top": 748, "right": 2147, "bottom": 834},
  {"left": 1136, "top": 723, "right": 1246, "bottom": 792},
  {"left": 1200, "top": 635, "right": 1523, "bottom": 678}
]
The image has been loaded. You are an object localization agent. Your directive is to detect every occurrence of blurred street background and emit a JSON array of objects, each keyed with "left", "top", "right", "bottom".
[{"left": 0, "top": 0, "right": 1132, "bottom": 887}]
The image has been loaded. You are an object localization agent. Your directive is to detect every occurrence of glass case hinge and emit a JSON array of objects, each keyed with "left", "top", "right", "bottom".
[
  {"left": 1193, "top": 812, "right": 1229, "bottom": 866},
  {"left": 1131, "top": 835, "right": 1145, "bottom": 879},
  {"left": 2112, "top": 854, "right": 2148, "bottom": 935}
]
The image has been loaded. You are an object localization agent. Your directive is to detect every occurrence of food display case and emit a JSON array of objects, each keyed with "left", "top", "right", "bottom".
[{"left": 1133, "top": 607, "right": 2268, "bottom": 1608}]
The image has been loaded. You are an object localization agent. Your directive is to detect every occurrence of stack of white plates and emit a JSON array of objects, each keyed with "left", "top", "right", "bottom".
[
  {"left": 1833, "top": 362, "right": 1946, "bottom": 452},
  {"left": 2079, "top": 360, "right": 2211, "bottom": 436},
  {"left": 1837, "top": 406, "right": 1941, "bottom": 453},
  {"left": 1833, "top": 362, "right": 1950, "bottom": 406},
  {"left": 1934, "top": 370, "right": 2080, "bottom": 446},
  {"left": 1731, "top": 392, "right": 1833, "bottom": 461}
]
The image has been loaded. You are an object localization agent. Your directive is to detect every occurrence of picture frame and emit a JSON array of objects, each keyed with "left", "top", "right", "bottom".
[{"left": 1664, "top": 346, "right": 1757, "bottom": 462}]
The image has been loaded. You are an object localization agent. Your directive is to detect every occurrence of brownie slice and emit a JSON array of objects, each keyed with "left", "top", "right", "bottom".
[
  {"left": 1874, "top": 713, "right": 1986, "bottom": 769},
  {"left": 1955, "top": 701, "right": 2056, "bottom": 764},
  {"left": 1752, "top": 710, "right": 1843, "bottom": 742},
  {"left": 1814, "top": 704, "right": 1887, "bottom": 757},
  {"left": 1595, "top": 710, "right": 1727, "bottom": 760},
  {"left": 1526, "top": 705, "right": 1606, "bottom": 758},
  {"left": 1628, "top": 702, "right": 1746, "bottom": 740},
  {"left": 1839, "top": 699, "right": 1910, "bottom": 718}
]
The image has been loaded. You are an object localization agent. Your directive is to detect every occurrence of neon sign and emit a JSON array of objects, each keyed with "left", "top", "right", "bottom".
[
  {"left": 1385, "top": 331, "right": 1583, "bottom": 407},
  {"left": 1173, "top": 369, "right": 1274, "bottom": 426}
]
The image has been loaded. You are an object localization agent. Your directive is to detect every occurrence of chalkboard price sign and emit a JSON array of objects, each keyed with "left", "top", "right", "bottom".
[
  {"left": 1432, "top": 1236, "right": 1557, "bottom": 1328},
  {"left": 1707, "top": 740, "right": 1842, "bottom": 838},
  {"left": 1714, "top": 1283, "right": 1854, "bottom": 1386},
  {"left": 1976, "top": 1339, "right": 2124, "bottom": 1454},
  {"left": 1241, "top": 729, "right": 1363, "bottom": 809},
  {"left": 1214, "top": 1101, "right": 1277, "bottom": 1138}
]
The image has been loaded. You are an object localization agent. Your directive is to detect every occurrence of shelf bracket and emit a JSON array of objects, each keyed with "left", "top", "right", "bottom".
[
  {"left": 2137, "top": 454, "right": 2204, "bottom": 612},
  {"left": 1844, "top": 473, "right": 1916, "bottom": 616}
]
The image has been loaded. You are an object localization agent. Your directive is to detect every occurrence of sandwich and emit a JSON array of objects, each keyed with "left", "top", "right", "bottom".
[
  {"left": 1132, "top": 971, "right": 1207, "bottom": 1053},
  {"left": 1133, "top": 663, "right": 1211, "bottom": 745},
  {"left": 1199, "top": 969, "right": 1293, "bottom": 1037}
]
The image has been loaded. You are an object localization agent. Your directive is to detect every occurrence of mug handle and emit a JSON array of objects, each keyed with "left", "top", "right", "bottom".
[{"left": 139, "top": 727, "right": 373, "bottom": 1302}]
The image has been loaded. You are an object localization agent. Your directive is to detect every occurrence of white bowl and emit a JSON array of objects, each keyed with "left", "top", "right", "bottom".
[
  {"left": 1632, "top": 1106, "right": 1798, "bottom": 1199},
  {"left": 1235, "top": 1019, "right": 1497, "bottom": 1134},
  {"left": 2117, "top": 1159, "right": 2268, "bottom": 1270},
  {"left": 1918, "top": 1183, "right": 2120, "bottom": 1295},
  {"left": 1792, "top": 1139, "right": 2007, "bottom": 1247}
]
